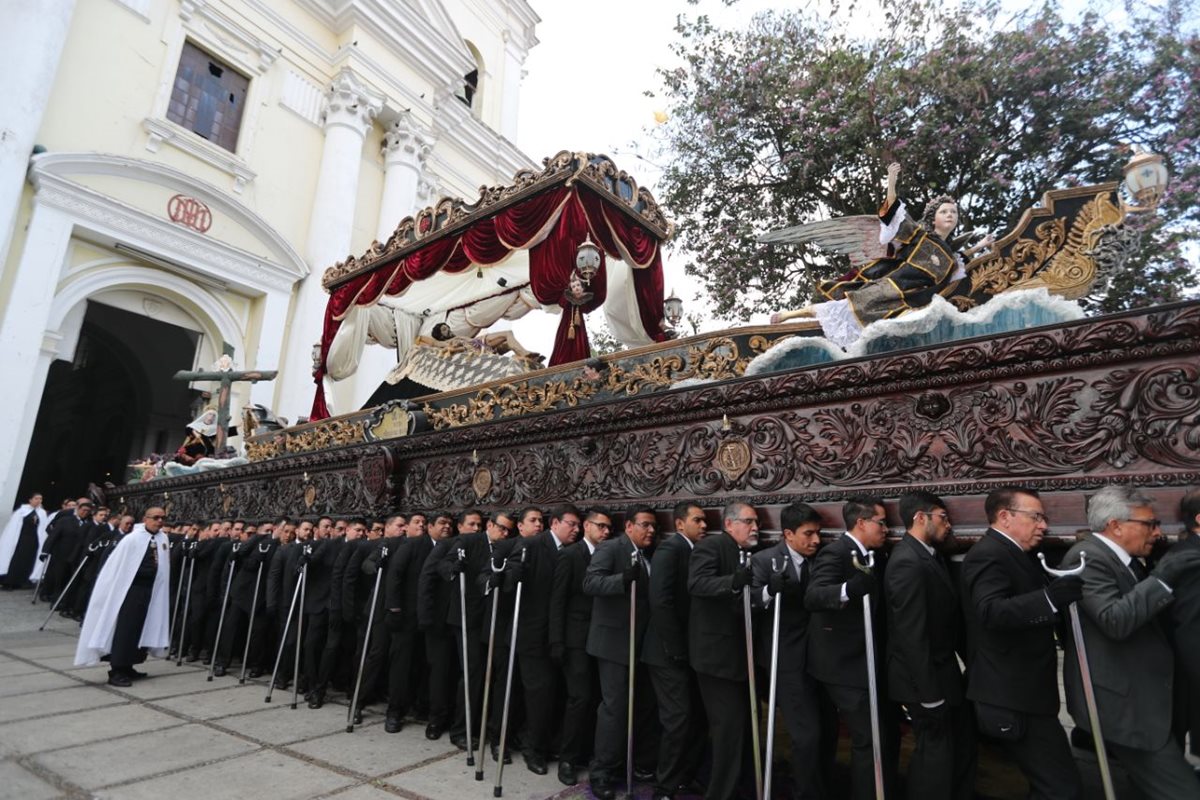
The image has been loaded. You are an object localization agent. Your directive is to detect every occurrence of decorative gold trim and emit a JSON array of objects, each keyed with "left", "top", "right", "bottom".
[{"left": 323, "top": 151, "right": 674, "bottom": 289}]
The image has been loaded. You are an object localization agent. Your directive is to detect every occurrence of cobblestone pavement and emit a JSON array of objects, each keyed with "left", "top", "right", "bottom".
[{"left": 0, "top": 588, "right": 1193, "bottom": 799}]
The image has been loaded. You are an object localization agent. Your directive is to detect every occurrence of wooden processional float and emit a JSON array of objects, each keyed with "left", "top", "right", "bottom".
[{"left": 111, "top": 151, "right": 1199, "bottom": 549}]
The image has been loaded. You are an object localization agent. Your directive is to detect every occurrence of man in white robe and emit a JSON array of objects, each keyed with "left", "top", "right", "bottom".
[
  {"left": 0, "top": 493, "right": 48, "bottom": 589},
  {"left": 75, "top": 507, "right": 171, "bottom": 687}
]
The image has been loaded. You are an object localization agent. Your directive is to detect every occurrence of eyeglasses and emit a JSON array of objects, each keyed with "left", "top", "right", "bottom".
[
  {"left": 493, "top": 523, "right": 512, "bottom": 534},
  {"left": 632, "top": 521, "right": 656, "bottom": 529},
  {"left": 864, "top": 517, "right": 888, "bottom": 527},
  {"left": 1006, "top": 508, "right": 1048, "bottom": 524},
  {"left": 1122, "top": 518, "right": 1161, "bottom": 529},
  {"left": 147, "top": 515, "right": 165, "bottom": 520},
  {"left": 928, "top": 511, "right": 950, "bottom": 521},
  {"left": 587, "top": 521, "right": 611, "bottom": 530},
  {"left": 731, "top": 518, "right": 758, "bottom": 526}
]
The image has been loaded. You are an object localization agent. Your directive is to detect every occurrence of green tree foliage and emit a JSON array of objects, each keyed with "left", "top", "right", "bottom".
[{"left": 654, "top": 0, "right": 1199, "bottom": 320}]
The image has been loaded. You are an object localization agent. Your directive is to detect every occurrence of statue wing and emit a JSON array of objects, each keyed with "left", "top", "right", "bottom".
[{"left": 758, "top": 215, "right": 887, "bottom": 267}]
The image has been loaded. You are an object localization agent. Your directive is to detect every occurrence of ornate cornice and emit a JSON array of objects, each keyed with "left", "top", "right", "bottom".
[
  {"left": 322, "top": 67, "right": 384, "bottom": 136},
  {"left": 322, "top": 151, "right": 674, "bottom": 289}
]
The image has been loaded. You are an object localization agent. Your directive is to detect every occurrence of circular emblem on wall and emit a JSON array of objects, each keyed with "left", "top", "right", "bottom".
[
  {"left": 715, "top": 439, "right": 752, "bottom": 482},
  {"left": 167, "top": 194, "right": 213, "bottom": 233},
  {"left": 472, "top": 466, "right": 493, "bottom": 499},
  {"left": 303, "top": 483, "right": 318, "bottom": 510}
]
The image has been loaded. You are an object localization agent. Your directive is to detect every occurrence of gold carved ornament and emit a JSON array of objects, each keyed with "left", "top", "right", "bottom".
[
  {"left": 968, "top": 217, "right": 1067, "bottom": 296},
  {"left": 423, "top": 337, "right": 747, "bottom": 430}
]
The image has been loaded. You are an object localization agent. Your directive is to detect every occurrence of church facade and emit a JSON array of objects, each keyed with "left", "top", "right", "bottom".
[{"left": 0, "top": 0, "right": 539, "bottom": 512}]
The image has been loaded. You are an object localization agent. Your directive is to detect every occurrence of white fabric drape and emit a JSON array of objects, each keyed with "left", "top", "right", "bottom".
[
  {"left": 602, "top": 257, "right": 656, "bottom": 347},
  {"left": 325, "top": 250, "right": 543, "bottom": 381}
]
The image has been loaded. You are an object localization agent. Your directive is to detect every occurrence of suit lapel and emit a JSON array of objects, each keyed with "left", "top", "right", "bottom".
[{"left": 987, "top": 529, "right": 1044, "bottom": 586}]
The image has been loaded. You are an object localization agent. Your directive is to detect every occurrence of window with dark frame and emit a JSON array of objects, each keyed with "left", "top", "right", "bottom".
[{"left": 166, "top": 41, "right": 249, "bottom": 153}]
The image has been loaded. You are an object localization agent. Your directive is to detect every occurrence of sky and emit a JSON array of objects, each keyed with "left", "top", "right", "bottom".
[
  {"left": 505, "top": 0, "right": 1138, "bottom": 355},
  {"left": 508, "top": 0, "right": 789, "bottom": 354}
]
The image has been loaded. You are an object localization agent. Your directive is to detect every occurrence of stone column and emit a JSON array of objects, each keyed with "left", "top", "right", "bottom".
[
  {"left": 0, "top": 200, "right": 75, "bottom": 513},
  {"left": 377, "top": 114, "right": 432, "bottom": 241},
  {"left": 276, "top": 67, "right": 382, "bottom": 421},
  {"left": 250, "top": 288, "right": 291, "bottom": 409},
  {"left": 0, "top": 0, "right": 76, "bottom": 271},
  {"left": 499, "top": 30, "right": 528, "bottom": 142}
]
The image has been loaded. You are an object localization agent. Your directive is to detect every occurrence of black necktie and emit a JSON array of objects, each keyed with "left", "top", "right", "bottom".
[{"left": 1130, "top": 557, "right": 1149, "bottom": 580}]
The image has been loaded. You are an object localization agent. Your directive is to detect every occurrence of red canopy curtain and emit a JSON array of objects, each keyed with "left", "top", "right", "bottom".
[
  {"left": 527, "top": 192, "right": 609, "bottom": 365},
  {"left": 309, "top": 185, "right": 664, "bottom": 419}
]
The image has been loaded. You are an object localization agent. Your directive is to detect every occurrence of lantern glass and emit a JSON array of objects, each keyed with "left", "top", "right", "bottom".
[
  {"left": 664, "top": 293, "right": 684, "bottom": 326},
  {"left": 1123, "top": 152, "right": 1169, "bottom": 208},
  {"left": 575, "top": 236, "right": 602, "bottom": 283}
]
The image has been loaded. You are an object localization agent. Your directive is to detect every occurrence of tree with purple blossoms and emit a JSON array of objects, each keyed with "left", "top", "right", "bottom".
[{"left": 654, "top": 0, "right": 1199, "bottom": 320}]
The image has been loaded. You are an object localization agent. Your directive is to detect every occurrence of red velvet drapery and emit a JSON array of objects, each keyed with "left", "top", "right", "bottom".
[{"left": 310, "top": 186, "right": 666, "bottom": 420}]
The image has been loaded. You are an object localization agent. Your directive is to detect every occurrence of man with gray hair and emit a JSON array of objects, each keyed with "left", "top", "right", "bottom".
[{"left": 1060, "top": 484, "right": 1200, "bottom": 798}]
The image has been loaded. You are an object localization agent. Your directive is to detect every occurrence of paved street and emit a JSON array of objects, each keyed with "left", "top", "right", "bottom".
[{"left": 0, "top": 591, "right": 576, "bottom": 800}]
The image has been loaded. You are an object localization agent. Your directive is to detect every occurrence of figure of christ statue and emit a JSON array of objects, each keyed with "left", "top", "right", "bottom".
[
  {"left": 764, "top": 163, "right": 994, "bottom": 347},
  {"left": 421, "top": 322, "right": 544, "bottom": 365}
]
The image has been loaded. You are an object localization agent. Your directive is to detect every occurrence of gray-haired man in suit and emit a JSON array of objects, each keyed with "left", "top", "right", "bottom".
[{"left": 1062, "top": 485, "right": 1200, "bottom": 798}]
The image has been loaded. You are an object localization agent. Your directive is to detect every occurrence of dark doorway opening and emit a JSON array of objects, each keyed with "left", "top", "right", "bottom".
[{"left": 17, "top": 301, "right": 201, "bottom": 508}]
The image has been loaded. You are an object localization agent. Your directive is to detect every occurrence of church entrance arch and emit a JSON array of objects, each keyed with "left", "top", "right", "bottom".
[{"left": 17, "top": 264, "right": 245, "bottom": 508}]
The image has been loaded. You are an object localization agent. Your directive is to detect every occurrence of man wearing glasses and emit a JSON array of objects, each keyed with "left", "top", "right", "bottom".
[
  {"left": 1060, "top": 485, "right": 1200, "bottom": 798},
  {"left": 961, "top": 487, "right": 1083, "bottom": 799},
  {"left": 75, "top": 507, "right": 170, "bottom": 686},
  {"left": 805, "top": 495, "right": 899, "bottom": 800}
]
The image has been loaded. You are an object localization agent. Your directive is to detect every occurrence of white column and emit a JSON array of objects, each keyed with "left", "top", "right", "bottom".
[
  {"left": 377, "top": 114, "right": 432, "bottom": 241},
  {"left": 499, "top": 30, "right": 528, "bottom": 142},
  {"left": 0, "top": 0, "right": 76, "bottom": 271},
  {"left": 276, "top": 67, "right": 382, "bottom": 422},
  {"left": 0, "top": 201, "right": 74, "bottom": 513},
  {"left": 251, "top": 288, "right": 290, "bottom": 409}
]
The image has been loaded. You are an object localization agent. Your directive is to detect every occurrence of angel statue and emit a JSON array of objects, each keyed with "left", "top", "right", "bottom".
[{"left": 762, "top": 163, "right": 994, "bottom": 347}]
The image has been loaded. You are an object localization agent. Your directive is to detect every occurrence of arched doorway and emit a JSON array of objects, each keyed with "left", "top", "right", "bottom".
[{"left": 17, "top": 301, "right": 202, "bottom": 507}]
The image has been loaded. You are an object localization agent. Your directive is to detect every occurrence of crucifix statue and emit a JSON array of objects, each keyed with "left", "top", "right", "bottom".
[{"left": 174, "top": 355, "right": 277, "bottom": 453}]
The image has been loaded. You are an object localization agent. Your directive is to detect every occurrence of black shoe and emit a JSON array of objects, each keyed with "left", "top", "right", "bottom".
[
  {"left": 524, "top": 752, "right": 548, "bottom": 775},
  {"left": 185, "top": 652, "right": 200, "bottom": 663},
  {"left": 557, "top": 761, "right": 578, "bottom": 786},
  {"left": 128, "top": 668, "right": 149, "bottom": 680},
  {"left": 213, "top": 664, "right": 227, "bottom": 678},
  {"left": 273, "top": 678, "right": 290, "bottom": 691},
  {"left": 589, "top": 781, "right": 616, "bottom": 800},
  {"left": 490, "top": 743, "right": 512, "bottom": 764},
  {"left": 107, "top": 670, "right": 132, "bottom": 688},
  {"left": 352, "top": 709, "right": 363, "bottom": 725},
  {"left": 248, "top": 668, "right": 264, "bottom": 679},
  {"left": 307, "top": 691, "right": 325, "bottom": 710},
  {"left": 384, "top": 714, "right": 403, "bottom": 733},
  {"left": 450, "top": 733, "right": 467, "bottom": 751},
  {"left": 425, "top": 723, "right": 444, "bottom": 740},
  {"left": 634, "top": 767, "right": 656, "bottom": 783}
]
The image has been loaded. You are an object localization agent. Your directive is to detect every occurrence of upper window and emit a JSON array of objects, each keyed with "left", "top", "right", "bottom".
[{"left": 166, "top": 42, "right": 249, "bottom": 153}]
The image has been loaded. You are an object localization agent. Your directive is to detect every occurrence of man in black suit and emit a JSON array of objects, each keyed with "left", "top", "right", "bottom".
[
  {"left": 1166, "top": 489, "right": 1200, "bottom": 763},
  {"left": 583, "top": 505, "right": 659, "bottom": 800},
  {"left": 309, "top": 518, "right": 364, "bottom": 698},
  {"left": 643, "top": 501, "right": 707, "bottom": 800},
  {"left": 804, "top": 495, "right": 898, "bottom": 800},
  {"left": 416, "top": 511, "right": 459, "bottom": 740},
  {"left": 1062, "top": 485, "right": 1200, "bottom": 798},
  {"left": 440, "top": 509, "right": 486, "bottom": 750},
  {"left": 507, "top": 504, "right": 572, "bottom": 775},
  {"left": 960, "top": 487, "right": 1084, "bottom": 799},
  {"left": 549, "top": 507, "right": 609, "bottom": 786},
  {"left": 690, "top": 501, "right": 759, "bottom": 800},
  {"left": 348, "top": 514, "right": 405, "bottom": 722},
  {"left": 40, "top": 497, "right": 92, "bottom": 601},
  {"left": 886, "top": 491, "right": 976, "bottom": 799},
  {"left": 751, "top": 501, "right": 830, "bottom": 800},
  {"left": 381, "top": 512, "right": 431, "bottom": 732}
]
